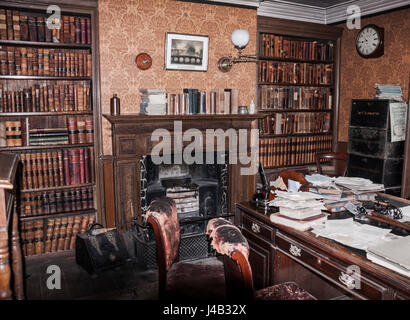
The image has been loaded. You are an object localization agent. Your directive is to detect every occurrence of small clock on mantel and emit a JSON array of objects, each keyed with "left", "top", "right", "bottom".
[{"left": 355, "top": 24, "right": 384, "bottom": 59}]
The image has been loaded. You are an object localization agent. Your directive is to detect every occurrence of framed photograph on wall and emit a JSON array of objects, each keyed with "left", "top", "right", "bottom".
[{"left": 165, "top": 33, "right": 209, "bottom": 71}]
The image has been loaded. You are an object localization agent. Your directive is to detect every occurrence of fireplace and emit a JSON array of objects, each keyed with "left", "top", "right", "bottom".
[
  {"left": 135, "top": 152, "right": 229, "bottom": 267},
  {"left": 102, "top": 114, "right": 261, "bottom": 267}
]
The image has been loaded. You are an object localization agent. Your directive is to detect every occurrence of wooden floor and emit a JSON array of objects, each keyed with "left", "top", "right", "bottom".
[{"left": 24, "top": 251, "right": 159, "bottom": 300}]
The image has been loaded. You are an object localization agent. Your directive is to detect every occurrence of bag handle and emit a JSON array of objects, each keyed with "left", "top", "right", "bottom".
[{"left": 88, "top": 223, "right": 104, "bottom": 234}]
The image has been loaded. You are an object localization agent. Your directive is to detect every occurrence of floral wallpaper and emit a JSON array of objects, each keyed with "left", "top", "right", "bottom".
[
  {"left": 337, "top": 8, "right": 410, "bottom": 142},
  {"left": 98, "top": 0, "right": 257, "bottom": 154}
]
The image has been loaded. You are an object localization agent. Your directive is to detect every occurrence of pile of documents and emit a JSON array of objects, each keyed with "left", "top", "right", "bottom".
[
  {"left": 269, "top": 190, "right": 327, "bottom": 231},
  {"left": 306, "top": 175, "right": 384, "bottom": 213},
  {"left": 374, "top": 83, "right": 404, "bottom": 102},
  {"left": 366, "top": 236, "right": 410, "bottom": 278},
  {"left": 139, "top": 89, "right": 167, "bottom": 115}
]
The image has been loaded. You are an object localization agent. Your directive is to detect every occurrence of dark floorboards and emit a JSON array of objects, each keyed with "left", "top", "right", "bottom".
[{"left": 24, "top": 250, "right": 158, "bottom": 300}]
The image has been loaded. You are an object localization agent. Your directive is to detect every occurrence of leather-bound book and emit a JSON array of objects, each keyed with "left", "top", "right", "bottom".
[
  {"left": 49, "top": 49, "right": 54, "bottom": 76},
  {"left": 23, "top": 88, "right": 31, "bottom": 112},
  {"left": 85, "top": 117, "right": 93, "bottom": 143},
  {"left": 16, "top": 89, "right": 23, "bottom": 112},
  {"left": 87, "top": 187, "right": 93, "bottom": 209},
  {"left": 80, "top": 187, "right": 87, "bottom": 209},
  {"left": 24, "top": 153, "right": 32, "bottom": 189},
  {"left": 44, "top": 151, "right": 52, "bottom": 187},
  {"left": 58, "top": 84, "right": 64, "bottom": 111},
  {"left": 63, "top": 149, "right": 70, "bottom": 185},
  {"left": 31, "top": 84, "right": 35, "bottom": 111},
  {"left": 89, "top": 147, "right": 95, "bottom": 182},
  {"left": 19, "top": 47, "right": 27, "bottom": 75},
  {"left": 27, "top": 47, "right": 33, "bottom": 76},
  {"left": 64, "top": 216, "right": 74, "bottom": 250},
  {"left": 70, "top": 148, "right": 80, "bottom": 185},
  {"left": 80, "top": 17, "right": 86, "bottom": 44},
  {"left": 6, "top": 10, "right": 13, "bottom": 40},
  {"left": 0, "top": 9, "right": 7, "bottom": 40},
  {"left": 45, "top": 17, "right": 52, "bottom": 42},
  {"left": 65, "top": 84, "right": 70, "bottom": 111},
  {"left": 65, "top": 51, "right": 71, "bottom": 77},
  {"left": 86, "top": 53, "right": 92, "bottom": 77},
  {"left": 7, "top": 47, "right": 15, "bottom": 75},
  {"left": 47, "top": 84, "right": 54, "bottom": 111},
  {"left": 74, "top": 17, "right": 81, "bottom": 44},
  {"left": 78, "top": 51, "right": 84, "bottom": 76},
  {"left": 48, "top": 190, "right": 56, "bottom": 214},
  {"left": 28, "top": 15, "right": 37, "bottom": 42},
  {"left": 86, "top": 18, "right": 91, "bottom": 44},
  {"left": 35, "top": 191, "right": 43, "bottom": 216},
  {"left": 79, "top": 214, "right": 89, "bottom": 234},
  {"left": 84, "top": 82, "right": 91, "bottom": 110},
  {"left": 79, "top": 148, "right": 85, "bottom": 184},
  {"left": 0, "top": 84, "right": 3, "bottom": 112},
  {"left": 9, "top": 91, "right": 15, "bottom": 112},
  {"left": 44, "top": 218, "right": 55, "bottom": 253},
  {"left": 51, "top": 151, "right": 59, "bottom": 186},
  {"left": 5, "top": 120, "right": 16, "bottom": 146},
  {"left": 35, "top": 152, "right": 44, "bottom": 188},
  {"left": 19, "top": 153, "right": 27, "bottom": 189},
  {"left": 25, "top": 221, "right": 35, "bottom": 256},
  {"left": 61, "top": 50, "right": 66, "bottom": 76},
  {"left": 36, "top": 16, "right": 45, "bottom": 42},
  {"left": 19, "top": 15, "right": 28, "bottom": 41},
  {"left": 84, "top": 144, "right": 90, "bottom": 183},
  {"left": 6, "top": 92, "right": 12, "bottom": 113},
  {"left": 67, "top": 117, "right": 78, "bottom": 144},
  {"left": 40, "top": 152, "right": 48, "bottom": 187},
  {"left": 69, "top": 215, "right": 81, "bottom": 249},
  {"left": 39, "top": 85, "right": 44, "bottom": 111},
  {"left": 0, "top": 48, "right": 7, "bottom": 75},
  {"left": 29, "top": 193, "right": 36, "bottom": 216},
  {"left": 34, "top": 83, "right": 40, "bottom": 111},
  {"left": 51, "top": 218, "right": 61, "bottom": 252},
  {"left": 55, "top": 150, "right": 63, "bottom": 185},
  {"left": 74, "top": 189, "right": 81, "bottom": 211},
  {"left": 63, "top": 190, "right": 70, "bottom": 212},
  {"left": 31, "top": 152, "right": 38, "bottom": 189},
  {"left": 55, "top": 191, "right": 63, "bottom": 213},
  {"left": 52, "top": 17, "right": 60, "bottom": 43},
  {"left": 22, "top": 195, "right": 30, "bottom": 217},
  {"left": 12, "top": 11, "right": 20, "bottom": 40},
  {"left": 34, "top": 220, "right": 44, "bottom": 255},
  {"left": 77, "top": 83, "right": 84, "bottom": 111},
  {"left": 69, "top": 189, "right": 76, "bottom": 212},
  {"left": 42, "top": 191, "right": 50, "bottom": 215},
  {"left": 43, "top": 83, "right": 49, "bottom": 111},
  {"left": 53, "top": 83, "right": 60, "bottom": 111},
  {"left": 69, "top": 16, "right": 75, "bottom": 43},
  {"left": 43, "top": 48, "right": 49, "bottom": 75},
  {"left": 62, "top": 16, "right": 70, "bottom": 43},
  {"left": 38, "top": 48, "right": 43, "bottom": 76},
  {"left": 77, "top": 119, "right": 86, "bottom": 144}
]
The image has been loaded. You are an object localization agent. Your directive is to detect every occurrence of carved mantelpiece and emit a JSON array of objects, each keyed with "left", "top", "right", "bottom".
[{"left": 102, "top": 114, "right": 262, "bottom": 232}]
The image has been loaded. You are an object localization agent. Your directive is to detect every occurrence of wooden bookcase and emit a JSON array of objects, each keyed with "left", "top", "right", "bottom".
[
  {"left": 257, "top": 17, "right": 343, "bottom": 171},
  {"left": 0, "top": 0, "right": 101, "bottom": 258}
]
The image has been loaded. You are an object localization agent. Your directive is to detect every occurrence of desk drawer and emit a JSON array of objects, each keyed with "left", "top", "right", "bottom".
[
  {"left": 242, "top": 214, "right": 274, "bottom": 242},
  {"left": 275, "top": 231, "right": 388, "bottom": 300}
]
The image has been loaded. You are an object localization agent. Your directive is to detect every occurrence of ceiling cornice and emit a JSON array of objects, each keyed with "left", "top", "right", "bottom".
[{"left": 203, "top": 0, "right": 410, "bottom": 24}]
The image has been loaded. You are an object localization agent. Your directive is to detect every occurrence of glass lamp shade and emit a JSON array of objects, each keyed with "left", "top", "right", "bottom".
[{"left": 231, "top": 29, "right": 250, "bottom": 49}]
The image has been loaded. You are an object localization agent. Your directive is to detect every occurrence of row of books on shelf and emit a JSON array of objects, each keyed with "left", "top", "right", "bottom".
[
  {"left": 20, "top": 147, "right": 95, "bottom": 190},
  {"left": 258, "top": 61, "right": 333, "bottom": 85},
  {"left": 21, "top": 213, "right": 95, "bottom": 257},
  {"left": 140, "top": 88, "right": 241, "bottom": 115},
  {"left": 260, "top": 112, "right": 331, "bottom": 135},
  {"left": 259, "top": 135, "right": 332, "bottom": 168},
  {"left": 0, "top": 9, "right": 92, "bottom": 44},
  {"left": 259, "top": 86, "right": 333, "bottom": 110},
  {"left": 0, "top": 117, "right": 93, "bottom": 147},
  {"left": 167, "top": 88, "right": 240, "bottom": 115},
  {"left": 0, "top": 47, "right": 92, "bottom": 77},
  {"left": 260, "top": 33, "right": 334, "bottom": 61},
  {"left": 20, "top": 186, "right": 94, "bottom": 217},
  {"left": 0, "top": 81, "right": 92, "bottom": 112}
]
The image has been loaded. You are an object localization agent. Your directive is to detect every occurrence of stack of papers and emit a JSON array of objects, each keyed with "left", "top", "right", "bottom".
[
  {"left": 311, "top": 218, "right": 394, "bottom": 250},
  {"left": 367, "top": 236, "right": 410, "bottom": 278},
  {"left": 375, "top": 83, "right": 404, "bottom": 102},
  {"left": 334, "top": 177, "right": 384, "bottom": 194},
  {"left": 269, "top": 190, "right": 327, "bottom": 231},
  {"left": 140, "top": 89, "right": 167, "bottom": 115}
]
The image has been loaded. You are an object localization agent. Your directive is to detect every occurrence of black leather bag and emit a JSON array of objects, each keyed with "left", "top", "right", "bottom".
[{"left": 75, "top": 223, "right": 129, "bottom": 274}]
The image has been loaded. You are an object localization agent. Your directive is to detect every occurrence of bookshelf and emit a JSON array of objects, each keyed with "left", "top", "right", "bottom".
[
  {"left": 257, "top": 17, "right": 343, "bottom": 171},
  {"left": 0, "top": 0, "right": 101, "bottom": 258}
]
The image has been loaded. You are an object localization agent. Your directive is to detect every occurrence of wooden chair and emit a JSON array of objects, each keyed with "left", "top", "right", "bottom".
[
  {"left": 0, "top": 152, "right": 24, "bottom": 300},
  {"left": 146, "top": 197, "right": 226, "bottom": 301},
  {"left": 207, "top": 218, "right": 316, "bottom": 300},
  {"left": 315, "top": 152, "right": 348, "bottom": 177}
]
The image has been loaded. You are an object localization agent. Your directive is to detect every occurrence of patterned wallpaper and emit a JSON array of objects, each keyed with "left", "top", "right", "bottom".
[
  {"left": 98, "top": 0, "right": 257, "bottom": 154},
  {"left": 337, "top": 8, "right": 410, "bottom": 142}
]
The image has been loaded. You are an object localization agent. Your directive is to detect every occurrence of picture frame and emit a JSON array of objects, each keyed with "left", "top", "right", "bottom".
[{"left": 164, "top": 32, "right": 209, "bottom": 71}]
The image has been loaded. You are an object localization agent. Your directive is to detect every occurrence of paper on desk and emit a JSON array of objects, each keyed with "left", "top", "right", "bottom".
[
  {"left": 273, "top": 190, "right": 323, "bottom": 200},
  {"left": 399, "top": 205, "right": 410, "bottom": 222},
  {"left": 305, "top": 174, "right": 335, "bottom": 187},
  {"left": 288, "top": 179, "right": 301, "bottom": 192},
  {"left": 311, "top": 218, "right": 393, "bottom": 250},
  {"left": 269, "top": 198, "right": 326, "bottom": 210}
]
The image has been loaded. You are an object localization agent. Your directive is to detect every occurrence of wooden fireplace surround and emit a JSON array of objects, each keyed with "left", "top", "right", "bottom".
[{"left": 101, "top": 114, "right": 263, "bottom": 232}]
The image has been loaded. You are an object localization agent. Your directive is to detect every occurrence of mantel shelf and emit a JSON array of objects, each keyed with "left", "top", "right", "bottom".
[{"left": 103, "top": 113, "right": 265, "bottom": 124}]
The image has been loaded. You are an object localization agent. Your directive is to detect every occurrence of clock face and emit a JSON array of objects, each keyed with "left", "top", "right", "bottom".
[{"left": 356, "top": 26, "right": 381, "bottom": 56}]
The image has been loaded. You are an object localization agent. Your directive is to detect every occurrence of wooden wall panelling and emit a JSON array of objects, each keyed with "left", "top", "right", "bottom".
[{"left": 401, "top": 75, "right": 410, "bottom": 199}]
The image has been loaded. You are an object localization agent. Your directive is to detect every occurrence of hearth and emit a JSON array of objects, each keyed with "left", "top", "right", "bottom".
[{"left": 135, "top": 152, "right": 228, "bottom": 268}]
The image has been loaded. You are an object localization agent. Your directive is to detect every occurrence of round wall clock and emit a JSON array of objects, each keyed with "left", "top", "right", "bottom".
[
  {"left": 135, "top": 53, "right": 152, "bottom": 70},
  {"left": 355, "top": 24, "right": 384, "bottom": 59}
]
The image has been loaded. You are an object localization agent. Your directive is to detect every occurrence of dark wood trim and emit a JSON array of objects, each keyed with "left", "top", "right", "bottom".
[
  {"left": 0, "top": 39, "right": 91, "bottom": 49},
  {"left": 401, "top": 75, "right": 410, "bottom": 199},
  {"left": 101, "top": 156, "right": 115, "bottom": 228},
  {"left": 19, "top": 209, "right": 97, "bottom": 222},
  {"left": 0, "top": 111, "right": 93, "bottom": 117}
]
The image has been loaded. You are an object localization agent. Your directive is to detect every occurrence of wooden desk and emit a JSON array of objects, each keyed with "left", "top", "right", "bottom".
[{"left": 235, "top": 197, "right": 410, "bottom": 300}]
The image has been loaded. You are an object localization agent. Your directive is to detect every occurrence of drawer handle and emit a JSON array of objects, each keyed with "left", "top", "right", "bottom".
[
  {"left": 251, "top": 222, "right": 260, "bottom": 234},
  {"left": 289, "top": 244, "right": 301, "bottom": 257},
  {"left": 338, "top": 272, "right": 356, "bottom": 289}
]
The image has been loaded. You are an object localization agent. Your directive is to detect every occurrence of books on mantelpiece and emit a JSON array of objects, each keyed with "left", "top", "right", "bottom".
[{"left": 141, "top": 88, "right": 241, "bottom": 115}]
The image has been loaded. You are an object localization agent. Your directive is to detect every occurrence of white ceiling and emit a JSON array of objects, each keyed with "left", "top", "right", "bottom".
[{"left": 208, "top": 0, "right": 410, "bottom": 24}]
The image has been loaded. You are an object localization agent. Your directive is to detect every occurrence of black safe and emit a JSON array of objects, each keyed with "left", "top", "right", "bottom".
[{"left": 347, "top": 99, "right": 405, "bottom": 196}]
